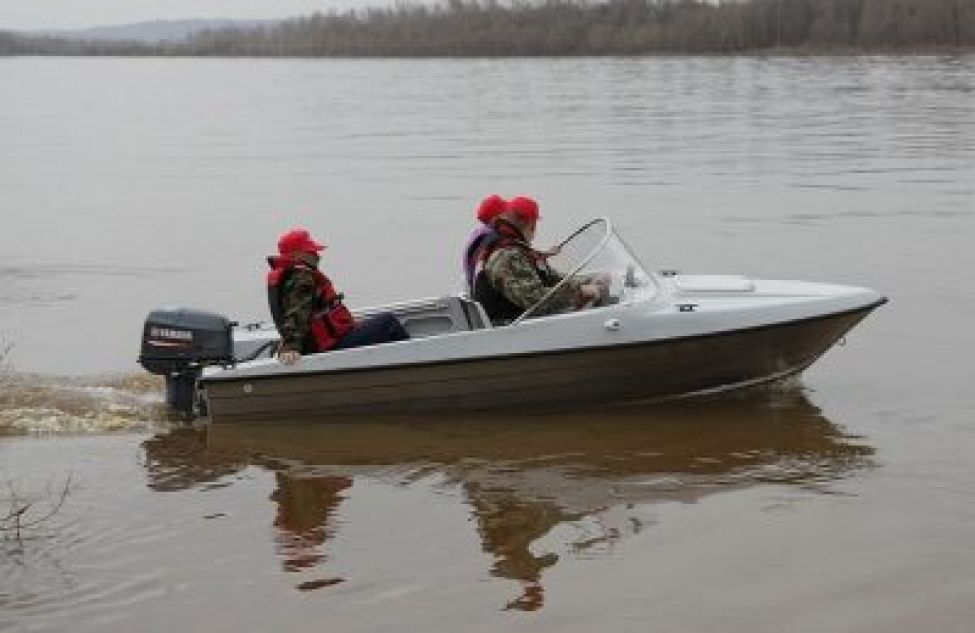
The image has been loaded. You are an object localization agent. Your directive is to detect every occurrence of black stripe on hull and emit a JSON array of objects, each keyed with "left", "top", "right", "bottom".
[{"left": 203, "top": 305, "right": 878, "bottom": 422}]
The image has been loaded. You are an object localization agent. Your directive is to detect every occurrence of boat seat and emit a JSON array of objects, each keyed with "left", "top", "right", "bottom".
[{"left": 356, "top": 295, "right": 491, "bottom": 339}]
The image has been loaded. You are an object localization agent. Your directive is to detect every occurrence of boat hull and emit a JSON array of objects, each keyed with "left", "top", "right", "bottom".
[{"left": 202, "top": 304, "right": 878, "bottom": 423}]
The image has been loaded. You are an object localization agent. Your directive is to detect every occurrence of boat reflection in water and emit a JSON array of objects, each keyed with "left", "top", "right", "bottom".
[{"left": 142, "top": 390, "right": 873, "bottom": 611}]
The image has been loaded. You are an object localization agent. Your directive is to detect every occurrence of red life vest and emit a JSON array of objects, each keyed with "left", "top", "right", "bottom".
[{"left": 266, "top": 256, "right": 356, "bottom": 352}]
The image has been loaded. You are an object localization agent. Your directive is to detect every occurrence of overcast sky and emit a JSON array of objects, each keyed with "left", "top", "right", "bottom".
[{"left": 1, "top": 0, "right": 394, "bottom": 31}]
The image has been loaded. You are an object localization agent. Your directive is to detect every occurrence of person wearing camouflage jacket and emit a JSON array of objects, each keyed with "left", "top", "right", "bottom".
[
  {"left": 472, "top": 196, "right": 603, "bottom": 324},
  {"left": 269, "top": 228, "right": 408, "bottom": 365},
  {"left": 276, "top": 266, "right": 324, "bottom": 354},
  {"left": 481, "top": 246, "right": 583, "bottom": 317}
]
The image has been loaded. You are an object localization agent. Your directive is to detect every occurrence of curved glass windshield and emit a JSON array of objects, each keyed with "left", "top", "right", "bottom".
[{"left": 514, "top": 218, "right": 657, "bottom": 323}]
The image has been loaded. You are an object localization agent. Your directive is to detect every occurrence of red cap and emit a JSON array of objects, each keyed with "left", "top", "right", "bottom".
[
  {"left": 507, "top": 196, "right": 540, "bottom": 223},
  {"left": 277, "top": 228, "right": 326, "bottom": 256},
  {"left": 476, "top": 194, "right": 507, "bottom": 224}
]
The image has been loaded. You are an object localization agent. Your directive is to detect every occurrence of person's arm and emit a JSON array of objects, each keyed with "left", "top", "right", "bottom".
[
  {"left": 486, "top": 248, "right": 582, "bottom": 316},
  {"left": 278, "top": 271, "right": 317, "bottom": 357}
]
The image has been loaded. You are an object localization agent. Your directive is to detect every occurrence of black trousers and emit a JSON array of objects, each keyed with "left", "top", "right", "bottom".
[{"left": 332, "top": 313, "right": 409, "bottom": 351}]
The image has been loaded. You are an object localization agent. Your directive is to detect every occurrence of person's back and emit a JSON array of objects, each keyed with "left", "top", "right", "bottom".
[
  {"left": 269, "top": 259, "right": 334, "bottom": 355},
  {"left": 462, "top": 194, "right": 507, "bottom": 294}
]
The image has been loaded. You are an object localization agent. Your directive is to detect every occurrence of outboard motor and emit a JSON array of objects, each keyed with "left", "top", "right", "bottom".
[{"left": 138, "top": 308, "right": 235, "bottom": 419}]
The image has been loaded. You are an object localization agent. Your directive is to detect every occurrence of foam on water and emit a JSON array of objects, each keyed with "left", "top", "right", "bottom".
[{"left": 0, "top": 370, "right": 170, "bottom": 435}]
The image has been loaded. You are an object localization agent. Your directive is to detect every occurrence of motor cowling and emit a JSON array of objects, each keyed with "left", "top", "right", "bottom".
[{"left": 139, "top": 308, "right": 234, "bottom": 419}]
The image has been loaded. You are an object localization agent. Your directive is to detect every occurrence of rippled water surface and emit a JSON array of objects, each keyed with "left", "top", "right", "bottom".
[{"left": 1, "top": 56, "right": 974, "bottom": 632}]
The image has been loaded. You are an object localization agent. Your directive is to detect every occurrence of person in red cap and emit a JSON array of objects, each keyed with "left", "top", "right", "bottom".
[
  {"left": 477, "top": 194, "right": 508, "bottom": 224},
  {"left": 461, "top": 194, "right": 508, "bottom": 290},
  {"left": 267, "top": 228, "right": 409, "bottom": 365},
  {"left": 468, "top": 196, "right": 604, "bottom": 324}
]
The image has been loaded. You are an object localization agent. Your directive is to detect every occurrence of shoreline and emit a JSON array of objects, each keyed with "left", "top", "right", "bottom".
[{"left": 3, "top": 47, "right": 974, "bottom": 59}]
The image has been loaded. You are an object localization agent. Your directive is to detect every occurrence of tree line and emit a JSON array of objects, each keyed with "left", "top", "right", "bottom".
[{"left": 3, "top": 0, "right": 974, "bottom": 57}]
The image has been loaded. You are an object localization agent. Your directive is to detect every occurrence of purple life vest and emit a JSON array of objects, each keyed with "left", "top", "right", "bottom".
[{"left": 462, "top": 224, "right": 498, "bottom": 291}]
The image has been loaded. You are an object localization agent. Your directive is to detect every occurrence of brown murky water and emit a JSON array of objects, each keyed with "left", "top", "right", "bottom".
[{"left": 1, "top": 56, "right": 974, "bottom": 631}]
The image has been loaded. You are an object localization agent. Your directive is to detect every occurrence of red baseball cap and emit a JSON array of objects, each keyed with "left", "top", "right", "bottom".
[
  {"left": 507, "top": 196, "right": 540, "bottom": 223},
  {"left": 277, "top": 228, "right": 326, "bottom": 256},
  {"left": 476, "top": 194, "right": 507, "bottom": 224}
]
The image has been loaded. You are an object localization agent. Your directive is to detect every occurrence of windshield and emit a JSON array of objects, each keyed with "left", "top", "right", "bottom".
[{"left": 515, "top": 218, "right": 657, "bottom": 323}]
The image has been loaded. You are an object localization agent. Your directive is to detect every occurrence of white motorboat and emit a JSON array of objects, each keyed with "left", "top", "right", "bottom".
[{"left": 138, "top": 218, "right": 885, "bottom": 422}]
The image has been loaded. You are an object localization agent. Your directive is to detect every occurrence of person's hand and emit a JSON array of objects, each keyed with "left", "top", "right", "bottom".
[
  {"left": 581, "top": 283, "right": 602, "bottom": 299},
  {"left": 538, "top": 244, "right": 561, "bottom": 258},
  {"left": 577, "top": 283, "right": 602, "bottom": 308},
  {"left": 279, "top": 350, "right": 301, "bottom": 365}
]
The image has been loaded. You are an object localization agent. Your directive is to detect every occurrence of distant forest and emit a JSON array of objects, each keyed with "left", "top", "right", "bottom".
[{"left": 3, "top": 0, "right": 974, "bottom": 56}]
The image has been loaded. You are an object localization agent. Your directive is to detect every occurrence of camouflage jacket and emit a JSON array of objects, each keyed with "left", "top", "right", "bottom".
[
  {"left": 483, "top": 246, "right": 582, "bottom": 317},
  {"left": 277, "top": 268, "right": 319, "bottom": 353}
]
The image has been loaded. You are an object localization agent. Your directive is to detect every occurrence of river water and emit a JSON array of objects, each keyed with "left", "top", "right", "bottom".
[{"left": 1, "top": 56, "right": 973, "bottom": 631}]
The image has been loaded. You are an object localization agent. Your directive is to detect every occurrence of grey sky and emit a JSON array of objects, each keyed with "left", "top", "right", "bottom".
[{"left": 1, "top": 0, "right": 391, "bottom": 31}]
